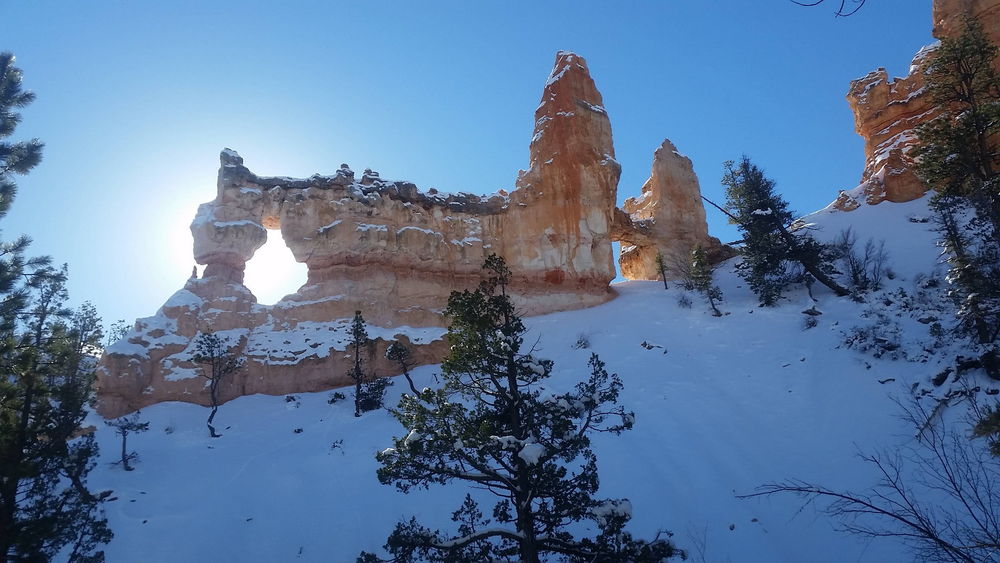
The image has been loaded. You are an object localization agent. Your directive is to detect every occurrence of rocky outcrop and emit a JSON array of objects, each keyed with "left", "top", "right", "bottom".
[
  {"left": 96, "top": 51, "right": 726, "bottom": 417},
  {"left": 836, "top": 0, "right": 1000, "bottom": 210},
  {"left": 615, "top": 139, "right": 730, "bottom": 279}
]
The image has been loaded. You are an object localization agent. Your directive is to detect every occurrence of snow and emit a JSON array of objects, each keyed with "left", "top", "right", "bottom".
[
  {"left": 317, "top": 219, "right": 342, "bottom": 234},
  {"left": 85, "top": 194, "right": 984, "bottom": 562},
  {"left": 517, "top": 441, "right": 546, "bottom": 465}
]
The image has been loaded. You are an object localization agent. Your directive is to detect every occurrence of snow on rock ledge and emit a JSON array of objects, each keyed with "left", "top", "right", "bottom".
[
  {"left": 96, "top": 51, "right": 726, "bottom": 417},
  {"left": 834, "top": 0, "right": 1000, "bottom": 210}
]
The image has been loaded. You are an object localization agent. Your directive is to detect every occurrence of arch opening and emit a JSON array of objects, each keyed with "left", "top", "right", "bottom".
[{"left": 243, "top": 229, "right": 309, "bottom": 305}]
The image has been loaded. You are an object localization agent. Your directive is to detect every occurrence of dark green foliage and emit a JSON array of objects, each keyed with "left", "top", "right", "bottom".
[
  {"left": 689, "top": 246, "right": 722, "bottom": 316},
  {"left": 973, "top": 403, "right": 1000, "bottom": 457},
  {"left": 0, "top": 52, "right": 43, "bottom": 221},
  {"left": 723, "top": 156, "right": 848, "bottom": 305},
  {"left": 910, "top": 16, "right": 1000, "bottom": 382},
  {"left": 105, "top": 411, "right": 149, "bottom": 471},
  {"left": 362, "top": 255, "right": 682, "bottom": 562},
  {"left": 347, "top": 311, "right": 392, "bottom": 416},
  {"left": 654, "top": 251, "right": 668, "bottom": 290},
  {"left": 913, "top": 16, "right": 1000, "bottom": 227},
  {"left": 387, "top": 341, "right": 420, "bottom": 396},
  {"left": 0, "top": 275, "right": 113, "bottom": 561},
  {"left": 933, "top": 196, "right": 1000, "bottom": 381},
  {"left": 192, "top": 332, "right": 243, "bottom": 437},
  {"left": 0, "top": 54, "right": 111, "bottom": 562}
]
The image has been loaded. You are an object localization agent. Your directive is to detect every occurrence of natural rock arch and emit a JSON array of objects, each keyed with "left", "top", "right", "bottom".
[{"left": 97, "top": 51, "right": 726, "bottom": 417}]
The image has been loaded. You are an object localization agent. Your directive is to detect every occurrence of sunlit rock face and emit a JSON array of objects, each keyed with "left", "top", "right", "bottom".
[
  {"left": 96, "top": 51, "right": 725, "bottom": 417},
  {"left": 615, "top": 139, "right": 731, "bottom": 280},
  {"left": 834, "top": 0, "right": 1000, "bottom": 210}
]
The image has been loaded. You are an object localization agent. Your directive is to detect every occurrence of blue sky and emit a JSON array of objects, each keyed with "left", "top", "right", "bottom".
[{"left": 3, "top": 0, "right": 931, "bottom": 327}]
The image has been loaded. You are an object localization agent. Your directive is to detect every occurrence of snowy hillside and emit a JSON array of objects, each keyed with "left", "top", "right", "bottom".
[{"left": 83, "top": 194, "right": 987, "bottom": 562}]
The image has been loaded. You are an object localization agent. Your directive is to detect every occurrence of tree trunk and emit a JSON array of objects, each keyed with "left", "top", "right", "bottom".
[
  {"left": 708, "top": 294, "right": 722, "bottom": 317},
  {"left": 776, "top": 224, "right": 850, "bottom": 297},
  {"left": 207, "top": 406, "right": 221, "bottom": 438},
  {"left": 121, "top": 431, "right": 132, "bottom": 471}
]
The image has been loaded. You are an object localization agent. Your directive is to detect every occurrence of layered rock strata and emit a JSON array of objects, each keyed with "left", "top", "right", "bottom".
[
  {"left": 835, "top": 0, "right": 1000, "bottom": 210},
  {"left": 97, "top": 52, "right": 723, "bottom": 417}
]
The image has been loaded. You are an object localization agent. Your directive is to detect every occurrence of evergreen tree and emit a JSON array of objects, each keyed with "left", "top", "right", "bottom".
[
  {"left": 654, "top": 251, "right": 668, "bottom": 290},
  {"left": 192, "top": 331, "right": 242, "bottom": 437},
  {"left": 0, "top": 53, "right": 111, "bottom": 562},
  {"left": 387, "top": 341, "right": 420, "bottom": 396},
  {"left": 361, "top": 255, "right": 682, "bottom": 562},
  {"left": 723, "top": 156, "right": 848, "bottom": 305},
  {"left": 347, "top": 311, "right": 392, "bottom": 416},
  {"left": 349, "top": 311, "right": 369, "bottom": 417},
  {"left": 911, "top": 17, "right": 1000, "bottom": 380},
  {"left": 913, "top": 16, "right": 1000, "bottom": 232},
  {"left": 689, "top": 245, "right": 723, "bottom": 316},
  {"left": 105, "top": 411, "right": 149, "bottom": 472}
]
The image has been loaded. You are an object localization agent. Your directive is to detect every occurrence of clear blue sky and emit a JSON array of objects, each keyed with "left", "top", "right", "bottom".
[{"left": 3, "top": 0, "right": 931, "bottom": 328}]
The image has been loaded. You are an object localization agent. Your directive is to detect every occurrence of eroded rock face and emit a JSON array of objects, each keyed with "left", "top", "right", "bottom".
[
  {"left": 96, "top": 52, "right": 724, "bottom": 417},
  {"left": 836, "top": 0, "right": 1000, "bottom": 210},
  {"left": 616, "top": 139, "right": 729, "bottom": 279}
]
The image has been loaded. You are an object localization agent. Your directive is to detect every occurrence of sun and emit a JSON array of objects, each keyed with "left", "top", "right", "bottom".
[{"left": 243, "top": 229, "right": 309, "bottom": 305}]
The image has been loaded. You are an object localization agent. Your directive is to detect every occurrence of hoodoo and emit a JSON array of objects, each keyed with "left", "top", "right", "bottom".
[{"left": 96, "top": 52, "right": 724, "bottom": 417}]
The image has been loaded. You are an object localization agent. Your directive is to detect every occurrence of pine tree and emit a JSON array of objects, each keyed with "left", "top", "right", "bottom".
[
  {"left": 911, "top": 17, "right": 1000, "bottom": 379},
  {"left": 349, "top": 311, "right": 369, "bottom": 417},
  {"left": 723, "top": 156, "right": 848, "bottom": 305},
  {"left": 913, "top": 16, "right": 1000, "bottom": 232},
  {"left": 654, "top": 251, "right": 668, "bottom": 290},
  {"left": 690, "top": 245, "right": 723, "bottom": 316},
  {"left": 105, "top": 412, "right": 150, "bottom": 472},
  {"left": 0, "top": 53, "right": 112, "bottom": 562},
  {"left": 347, "top": 311, "right": 392, "bottom": 416},
  {"left": 361, "top": 255, "right": 683, "bottom": 562},
  {"left": 387, "top": 341, "right": 420, "bottom": 396},
  {"left": 192, "top": 331, "right": 242, "bottom": 437}
]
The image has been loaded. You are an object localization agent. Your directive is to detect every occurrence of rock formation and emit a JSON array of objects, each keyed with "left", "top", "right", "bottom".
[
  {"left": 835, "top": 0, "right": 1000, "bottom": 210},
  {"left": 96, "top": 52, "right": 724, "bottom": 417},
  {"left": 615, "top": 139, "right": 729, "bottom": 279}
]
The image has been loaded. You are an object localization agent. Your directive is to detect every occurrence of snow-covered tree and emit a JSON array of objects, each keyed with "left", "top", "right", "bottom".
[
  {"left": 362, "top": 255, "right": 682, "bottom": 562},
  {"left": 910, "top": 16, "right": 1000, "bottom": 381},
  {"left": 723, "top": 156, "right": 848, "bottom": 305},
  {"left": 192, "top": 331, "right": 242, "bottom": 437}
]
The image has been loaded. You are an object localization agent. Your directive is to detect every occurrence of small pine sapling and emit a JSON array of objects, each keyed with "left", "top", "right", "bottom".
[
  {"left": 348, "top": 310, "right": 369, "bottom": 417},
  {"left": 348, "top": 311, "right": 392, "bottom": 415},
  {"left": 655, "top": 251, "right": 668, "bottom": 290},
  {"left": 105, "top": 411, "right": 150, "bottom": 471},
  {"left": 387, "top": 341, "right": 420, "bottom": 396},
  {"left": 690, "top": 245, "right": 723, "bottom": 317},
  {"left": 193, "top": 331, "right": 243, "bottom": 437}
]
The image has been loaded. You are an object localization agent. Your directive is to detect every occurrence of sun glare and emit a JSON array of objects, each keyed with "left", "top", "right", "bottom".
[{"left": 243, "top": 230, "right": 309, "bottom": 305}]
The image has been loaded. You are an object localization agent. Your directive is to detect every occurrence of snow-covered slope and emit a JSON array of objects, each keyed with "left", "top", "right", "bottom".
[{"left": 84, "top": 194, "right": 987, "bottom": 562}]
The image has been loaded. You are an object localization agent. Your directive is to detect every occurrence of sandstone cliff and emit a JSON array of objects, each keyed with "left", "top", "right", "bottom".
[
  {"left": 97, "top": 52, "right": 724, "bottom": 417},
  {"left": 835, "top": 0, "right": 1000, "bottom": 210}
]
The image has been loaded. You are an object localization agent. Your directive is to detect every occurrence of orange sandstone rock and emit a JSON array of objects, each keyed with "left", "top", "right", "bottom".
[
  {"left": 836, "top": 0, "right": 1000, "bottom": 211},
  {"left": 96, "top": 52, "right": 725, "bottom": 417}
]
